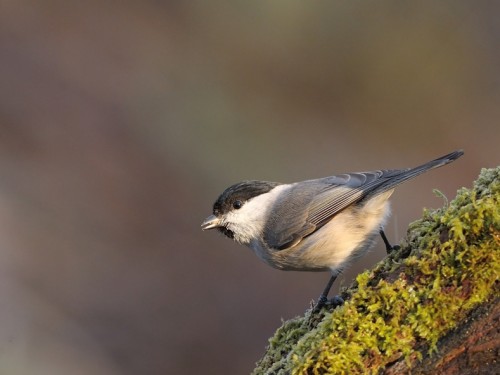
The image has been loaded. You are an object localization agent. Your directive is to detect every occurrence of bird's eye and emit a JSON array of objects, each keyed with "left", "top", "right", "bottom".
[{"left": 233, "top": 200, "right": 243, "bottom": 209}]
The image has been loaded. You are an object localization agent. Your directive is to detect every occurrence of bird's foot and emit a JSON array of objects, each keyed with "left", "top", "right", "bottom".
[
  {"left": 312, "top": 294, "right": 344, "bottom": 314},
  {"left": 379, "top": 229, "right": 401, "bottom": 254}
]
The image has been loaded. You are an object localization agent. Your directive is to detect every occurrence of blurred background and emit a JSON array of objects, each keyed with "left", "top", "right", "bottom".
[{"left": 1, "top": 1, "right": 499, "bottom": 374}]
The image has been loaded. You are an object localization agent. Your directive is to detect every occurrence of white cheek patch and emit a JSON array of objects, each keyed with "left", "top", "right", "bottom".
[{"left": 225, "top": 184, "right": 290, "bottom": 244}]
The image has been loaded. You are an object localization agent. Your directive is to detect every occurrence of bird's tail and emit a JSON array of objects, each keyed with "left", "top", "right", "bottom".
[{"left": 374, "top": 149, "right": 464, "bottom": 193}]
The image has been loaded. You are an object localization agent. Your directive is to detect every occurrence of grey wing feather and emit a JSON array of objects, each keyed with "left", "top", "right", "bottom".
[
  {"left": 263, "top": 149, "right": 464, "bottom": 250},
  {"left": 263, "top": 172, "right": 388, "bottom": 250},
  {"left": 306, "top": 172, "right": 383, "bottom": 226},
  {"left": 262, "top": 182, "right": 320, "bottom": 250}
]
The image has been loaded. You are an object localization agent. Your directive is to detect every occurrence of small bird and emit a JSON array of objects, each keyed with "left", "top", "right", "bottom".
[{"left": 201, "top": 150, "right": 463, "bottom": 309}]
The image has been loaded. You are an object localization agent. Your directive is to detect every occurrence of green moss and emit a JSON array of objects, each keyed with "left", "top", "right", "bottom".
[{"left": 253, "top": 167, "right": 500, "bottom": 375}]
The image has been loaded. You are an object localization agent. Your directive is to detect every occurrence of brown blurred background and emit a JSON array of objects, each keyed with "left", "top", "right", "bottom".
[{"left": 0, "top": 1, "right": 499, "bottom": 374}]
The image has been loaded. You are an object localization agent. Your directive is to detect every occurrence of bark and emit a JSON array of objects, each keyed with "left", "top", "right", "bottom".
[{"left": 386, "top": 297, "right": 500, "bottom": 374}]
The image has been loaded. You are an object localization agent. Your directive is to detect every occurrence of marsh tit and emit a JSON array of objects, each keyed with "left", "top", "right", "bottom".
[{"left": 202, "top": 150, "right": 463, "bottom": 308}]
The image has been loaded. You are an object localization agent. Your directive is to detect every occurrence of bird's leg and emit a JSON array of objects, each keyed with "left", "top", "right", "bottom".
[
  {"left": 313, "top": 230, "right": 398, "bottom": 314},
  {"left": 317, "top": 274, "right": 337, "bottom": 306},
  {"left": 313, "top": 272, "right": 344, "bottom": 313},
  {"left": 379, "top": 229, "right": 399, "bottom": 254}
]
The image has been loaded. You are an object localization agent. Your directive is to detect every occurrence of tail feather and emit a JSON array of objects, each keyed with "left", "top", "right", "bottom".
[{"left": 372, "top": 149, "right": 464, "bottom": 195}]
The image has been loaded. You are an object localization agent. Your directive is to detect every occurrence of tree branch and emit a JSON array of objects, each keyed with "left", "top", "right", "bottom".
[{"left": 253, "top": 167, "right": 500, "bottom": 375}]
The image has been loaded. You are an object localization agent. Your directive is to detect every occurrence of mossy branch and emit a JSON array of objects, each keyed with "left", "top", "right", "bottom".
[{"left": 253, "top": 167, "right": 500, "bottom": 375}]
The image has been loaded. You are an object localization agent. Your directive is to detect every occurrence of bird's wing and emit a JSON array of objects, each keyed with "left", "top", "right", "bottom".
[
  {"left": 262, "top": 170, "right": 399, "bottom": 250},
  {"left": 263, "top": 150, "right": 464, "bottom": 251}
]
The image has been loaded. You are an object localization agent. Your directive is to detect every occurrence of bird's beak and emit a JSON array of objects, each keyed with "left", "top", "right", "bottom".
[{"left": 201, "top": 214, "right": 221, "bottom": 230}]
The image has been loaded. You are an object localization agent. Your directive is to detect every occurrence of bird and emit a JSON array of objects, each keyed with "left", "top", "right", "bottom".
[{"left": 201, "top": 150, "right": 464, "bottom": 310}]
